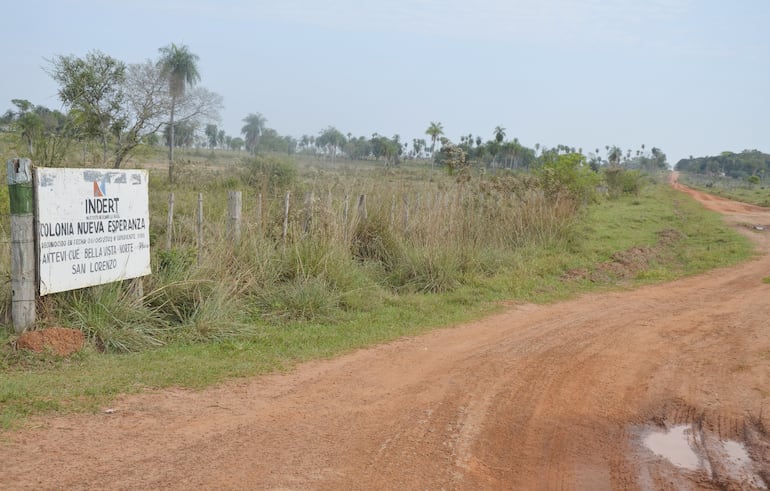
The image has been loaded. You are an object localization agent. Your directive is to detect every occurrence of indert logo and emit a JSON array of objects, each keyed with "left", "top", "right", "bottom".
[
  {"left": 93, "top": 178, "right": 107, "bottom": 197},
  {"left": 85, "top": 178, "right": 119, "bottom": 214}
]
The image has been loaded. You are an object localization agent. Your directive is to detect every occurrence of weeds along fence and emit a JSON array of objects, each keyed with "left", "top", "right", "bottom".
[
  {"left": 161, "top": 179, "right": 578, "bottom": 272},
  {"left": 0, "top": 163, "right": 582, "bottom": 350},
  {"left": 151, "top": 170, "right": 580, "bottom": 303}
]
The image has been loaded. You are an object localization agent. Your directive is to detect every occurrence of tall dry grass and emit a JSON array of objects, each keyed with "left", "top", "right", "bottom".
[{"left": 4, "top": 156, "right": 586, "bottom": 351}]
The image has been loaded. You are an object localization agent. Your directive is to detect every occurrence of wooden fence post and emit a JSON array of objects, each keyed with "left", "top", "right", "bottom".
[
  {"left": 256, "top": 192, "right": 262, "bottom": 233},
  {"left": 358, "top": 194, "right": 367, "bottom": 222},
  {"left": 303, "top": 191, "right": 314, "bottom": 234},
  {"left": 282, "top": 190, "right": 290, "bottom": 250},
  {"left": 166, "top": 192, "right": 174, "bottom": 249},
  {"left": 402, "top": 194, "right": 409, "bottom": 232},
  {"left": 325, "top": 189, "right": 334, "bottom": 237},
  {"left": 343, "top": 194, "right": 350, "bottom": 242},
  {"left": 479, "top": 192, "right": 485, "bottom": 217},
  {"left": 7, "top": 158, "right": 35, "bottom": 333},
  {"left": 390, "top": 195, "right": 396, "bottom": 226},
  {"left": 228, "top": 190, "right": 242, "bottom": 243},
  {"left": 196, "top": 193, "right": 203, "bottom": 264}
]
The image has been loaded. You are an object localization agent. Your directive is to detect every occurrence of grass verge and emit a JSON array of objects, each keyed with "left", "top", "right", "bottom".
[{"left": 678, "top": 172, "right": 770, "bottom": 207}]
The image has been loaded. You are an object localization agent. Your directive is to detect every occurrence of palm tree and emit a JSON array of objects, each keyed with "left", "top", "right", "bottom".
[
  {"left": 608, "top": 146, "right": 622, "bottom": 166},
  {"left": 241, "top": 113, "right": 267, "bottom": 154},
  {"left": 494, "top": 125, "right": 506, "bottom": 143},
  {"left": 651, "top": 147, "right": 665, "bottom": 169},
  {"left": 425, "top": 121, "right": 444, "bottom": 172},
  {"left": 425, "top": 121, "right": 443, "bottom": 155},
  {"left": 158, "top": 43, "right": 201, "bottom": 182}
]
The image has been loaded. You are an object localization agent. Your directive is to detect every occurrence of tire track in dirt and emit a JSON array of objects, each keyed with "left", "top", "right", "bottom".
[{"left": 2, "top": 174, "right": 770, "bottom": 489}]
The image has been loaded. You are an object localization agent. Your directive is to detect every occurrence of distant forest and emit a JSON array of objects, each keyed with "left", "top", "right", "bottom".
[{"left": 675, "top": 150, "right": 770, "bottom": 179}]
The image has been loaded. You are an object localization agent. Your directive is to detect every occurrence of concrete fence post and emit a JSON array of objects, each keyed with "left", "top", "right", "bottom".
[{"left": 7, "top": 158, "right": 35, "bottom": 333}]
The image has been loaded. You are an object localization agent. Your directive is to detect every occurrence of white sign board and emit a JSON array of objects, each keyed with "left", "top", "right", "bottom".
[{"left": 36, "top": 168, "right": 151, "bottom": 295}]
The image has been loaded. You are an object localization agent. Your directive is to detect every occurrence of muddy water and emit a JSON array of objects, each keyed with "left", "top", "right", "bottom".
[
  {"left": 643, "top": 425, "right": 706, "bottom": 471},
  {"left": 640, "top": 423, "right": 767, "bottom": 489}
]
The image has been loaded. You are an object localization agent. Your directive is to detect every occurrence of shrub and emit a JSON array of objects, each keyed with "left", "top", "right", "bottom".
[
  {"left": 57, "top": 283, "right": 169, "bottom": 353},
  {"left": 242, "top": 154, "right": 297, "bottom": 191},
  {"left": 255, "top": 276, "right": 340, "bottom": 322},
  {"left": 604, "top": 166, "right": 644, "bottom": 198},
  {"left": 389, "top": 244, "right": 463, "bottom": 293},
  {"left": 537, "top": 152, "right": 601, "bottom": 204},
  {"left": 157, "top": 247, "right": 196, "bottom": 275},
  {"left": 170, "top": 280, "right": 257, "bottom": 343},
  {"left": 350, "top": 213, "right": 401, "bottom": 268}
]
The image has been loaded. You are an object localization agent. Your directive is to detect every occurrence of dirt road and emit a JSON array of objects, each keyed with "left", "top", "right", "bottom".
[{"left": 3, "top": 175, "right": 770, "bottom": 489}]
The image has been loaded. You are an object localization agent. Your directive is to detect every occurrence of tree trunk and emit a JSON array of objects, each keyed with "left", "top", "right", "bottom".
[{"left": 168, "top": 95, "right": 176, "bottom": 183}]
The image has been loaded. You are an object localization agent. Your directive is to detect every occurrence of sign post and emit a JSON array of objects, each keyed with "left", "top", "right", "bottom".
[{"left": 7, "top": 159, "right": 36, "bottom": 333}]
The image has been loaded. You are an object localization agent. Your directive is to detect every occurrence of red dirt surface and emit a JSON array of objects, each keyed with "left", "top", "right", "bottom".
[
  {"left": 2, "top": 173, "right": 770, "bottom": 489},
  {"left": 16, "top": 327, "right": 84, "bottom": 356}
]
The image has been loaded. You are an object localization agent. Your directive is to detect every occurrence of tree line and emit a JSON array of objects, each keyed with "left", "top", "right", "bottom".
[
  {"left": 675, "top": 150, "right": 770, "bottom": 181},
  {"left": 0, "top": 43, "right": 670, "bottom": 178},
  {"left": 230, "top": 118, "right": 669, "bottom": 175}
]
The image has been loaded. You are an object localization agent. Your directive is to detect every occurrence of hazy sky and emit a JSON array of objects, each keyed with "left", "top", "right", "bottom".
[{"left": 3, "top": 0, "right": 768, "bottom": 164}]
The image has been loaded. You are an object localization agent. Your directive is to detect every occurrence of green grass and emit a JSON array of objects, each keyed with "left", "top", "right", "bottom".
[
  {"left": 0, "top": 180, "right": 754, "bottom": 431},
  {"left": 580, "top": 185, "right": 752, "bottom": 278}
]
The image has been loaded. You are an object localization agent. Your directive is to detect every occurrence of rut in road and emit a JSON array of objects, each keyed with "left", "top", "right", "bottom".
[{"left": 2, "top": 178, "right": 770, "bottom": 490}]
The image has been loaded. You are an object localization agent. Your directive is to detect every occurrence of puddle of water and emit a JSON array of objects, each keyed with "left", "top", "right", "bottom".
[
  {"left": 643, "top": 425, "right": 703, "bottom": 471},
  {"left": 641, "top": 424, "right": 766, "bottom": 489},
  {"left": 713, "top": 439, "right": 766, "bottom": 488},
  {"left": 722, "top": 440, "right": 751, "bottom": 466}
]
